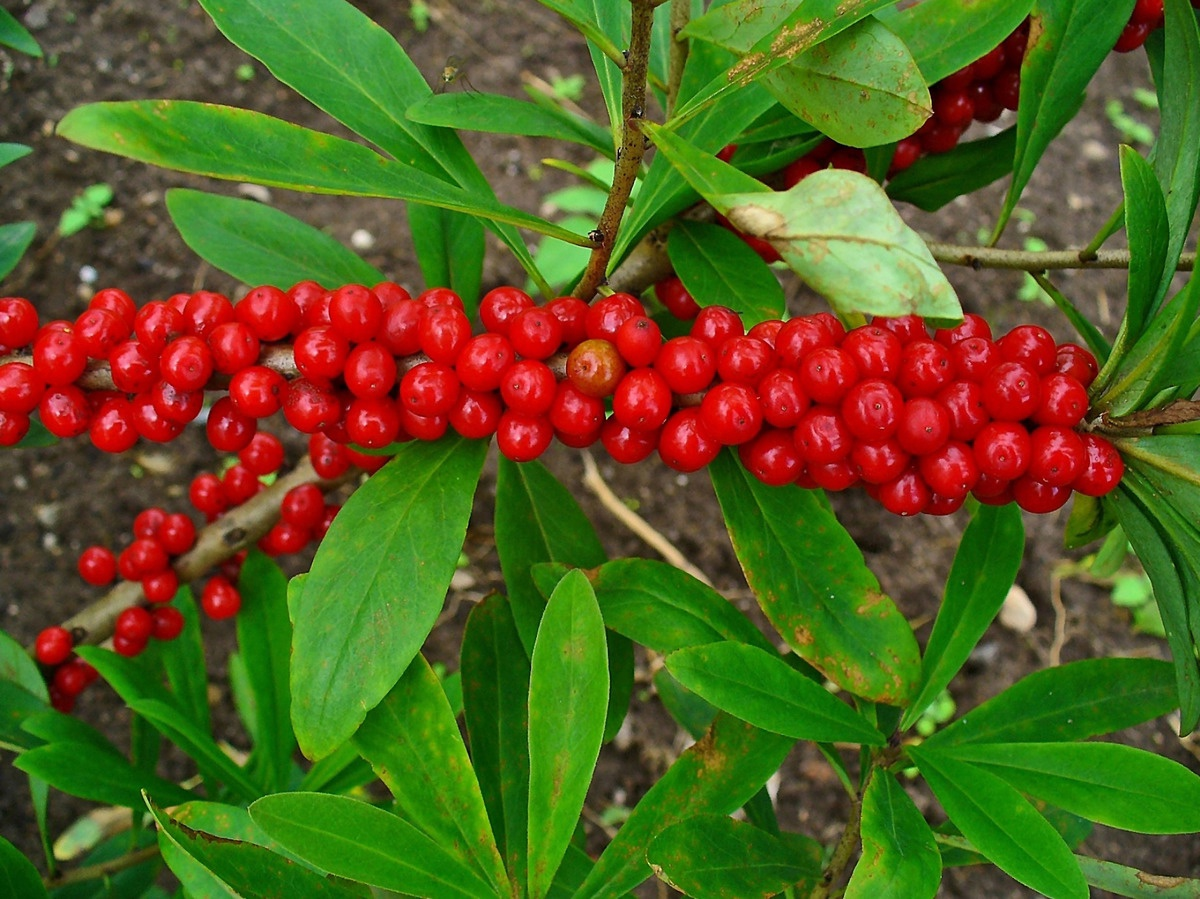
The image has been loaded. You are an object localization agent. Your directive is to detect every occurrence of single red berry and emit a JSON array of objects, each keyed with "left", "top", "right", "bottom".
[
  {"left": 283, "top": 378, "right": 342, "bottom": 433},
  {"left": 1033, "top": 373, "right": 1088, "bottom": 427},
  {"left": 1012, "top": 475, "right": 1072, "bottom": 513},
  {"left": 655, "top": 276, "right": 701, "bottom": 321},
  {"left": 328, "top": 284, "right": 383, "bottom": 343},
  {"left": 567, "top": 339, "right": 627, "bottom": 398},
  {"left": 889, "top": 137, "right": 924, "bottom": 175},
  {"left": 776, "top": 316, "right": 836, "bottom": 368},
  {"left": 222, "top": 463, "right": 263, "bottom": 506},
  {"left": 456, "top": 333, "right": 516, "bottom": 392},
  {"left": 88, "top": 287, "right": 136, "bottom": 329},
  {"left": 919, "top": 119, "right": 966, "bottom": 154},
  {"left": 189, "top": 472, "right": 229, "bottom": 518},
  {"left": 585, "top": 293, "right": 645, "bottom": 341},
  {"left": 236, "top": 284, "right": 299, "bottom": 341},
  {"left": 499, "top": 359, "right": 557, "bottom": 417},
  {"left": 700, "top": 382, "right": 763, "bottom": 446},
  {"left": 918, "top": 440, "right": 979, "bottom": 499},
  {"left": 200, "top": 576, "right": 242, "bottom": 620},
  {"left": 39, "top": 386, "right": 92, "bottom": 438},
  {"left": 851, "top": 438, "right": 911, "bottom": 485},
  {"left": 377, "top": 298, "right": 423, "bottom": 356},
  {"left": 116, "top": 606, "right": 154, "bottom": 645},
  {"left": 35, "top": 626, "right": 73, "bottom": 666},
  {"left": 658, "top": 408, "right": 721, "bottom": 473},
  {"left": 508, "top": 307, "right": 563, "bottom": 360},
  {"left": 229, "top": 366, "right": 288, "bottom": 418},
  {"left": 654, "top": 336, "right": 716, "bottom": 394},
  {"left": 599, "top": 418, "right": 660, "bottom": 465},
  {"left": 419, "top": 305, "right": 472, "bottom": 365},
  {"left": 309, "top": 432, "right": 351, "bottom": 479},
  {"left": 982, "top": 361, "right": 1041, "bottom": 421},
  {"left": 400, "top": 408, "right": 448, "bottom": 442},
  {"left": 926, "top": 493, "right": 967, "bottom": 516},
  {"left": 449, "top": 389, "right": 503, "bottom": 440},
  {"left": 896, "top": 340, "right": 954, "bottom": 397},
  {"left": 758, "top": 368, "right": 810, "bottom": 428},
  {"left": 182, "top": 290, "right": 235, "bottom": 338},
  {"left": 207, "top": 321, "right": 260, "bottom": 375},
  {"left": 53, "top": 659, "right": 92, "bottom": 697},
  {"left": 479, "top": 286, "right": 535, "bottom": 336},
  {"left": 746, "top": 319, "right": 783, "bottom": 347},
  {"left": 614, "top": 316, "right": 663, "bottom": 369},
  {"left": 974, "top": 421, "right": 1032, "bottom": 480},
  {"left": 143, "top": 568, "right": 180, "bottom": 604},
  {"left": 949, "top": 336, "right": 1002, "bottom": 383},
  {"left": 690, "top": 306, "right": 744, "bottom": 348},
  {"left": 1114, "top": 21, "right": 1153, "bottom": 52},
  {"left": 151, "top": 606, "right": 185, "bottom": 641},
  {"left": 793, "top": 406, "right": 854, "bottom": 463},
  {"left": 109, "top": 340, "right": 160, "bottom": 393},
  {"left": 544, "top": 296, "right": 590, "bottom": 345},
  {"left": 315, "top": 503, "right": 341, "bottom": 541},
  {"left": 207, "top": 396, "right": 257, "bottom": 453},
  {"left": 936, "top": 380, "right": 991, "bottom": 442},
  {"left": 809, "top": 459, "right": 860, "bottom": 492},
  {"left": 738, "top": 429, "right": 804, "bottom": 486},
  {"left": 281, "top": 483, "right": 326, "bottom": 530},
  {"left": 150, "top": 380, "right": 204, "bottom": 425},
  {"left": 932, "top": 85, "right": 975, "bottom": 126},
  {"left": 1027, "top": 425, "right": 1085, "bottom": 487},
  {"left": 0, "top": 296, "right": 39, "bottom": 348},
  {"left": 48, "top": 686, "right": 75, "bottom": 713},
  {"left": 841, "top": 325, "right": 902, "bottom": 381},
  {"left": 934, "top": 313, "right": 992, "bottom": 346},
  {"left": 972, "top": 44, "right": 1007, "bottom": 80},
  {"left": 872, "top": 314, "right": 929, "bottom": 345},
  {"left": 841, "top": 379, "right": 903, "bottom": 442},
  {"left": 345, "top": 396, "right": 402, "bottom": 448},
  {"left": 133, "top": 300, "right": 184, "bottom": 353},
  {"left": 895, "top": 396, "right": 952, "bottom": 456},
  {"left": 159, "top": 513, "right": 197, "bottom": 556},
  {"left": 74, "top": 307, "right": 129, "bottom": 359},
  {"left": 133, "top": 507, "right": 167, "bottom": 539},
  {"left": 969, "top": 80, "right": 1006, "bottom": 122},
  {"left": 613, "top": 367, "right": 673, "bottom": 431},
  {"left": 160, "top": 336, "right": 214, "bottom": 392},
  {"left": 112, "top": 632, "right": 148, "bottom": 658},
  {"left": 0, "top": 362, "right": 44, "bottom": 415},
  {"left": 78, "top": 545, "right": 117, "bottom": 586},
  {"left": 496, "top": 411, "right": 554, "bottom": 462},
  {"left": 997, "top": 324, "right": 1057, "bottom": 375},
  {"left": 259, "top": 520, "right": 312, "bottom": 556},
  {"left": 88, "top": 397, "right": 138, "bottom": 453},
  {"left": 343, "top": 341, "right": 398, "bottom": 399},
  {"left": 1054, "top": 343, "right": 1099, "bottom": 387},
  {"left": 400, "top": 362, "right": 461, "bottom": 417},
  {"left": 32, "top": 329, "right": 88, "bottom": 386},
  {"left": 783, "top": 155, "right": 821, "bottom": 187},
  {"left": 131, "top": 393, "right": 184, "bottom": 443},
  {"left": 293, "top": 325, "right": 350, "bottom": 383},
  {"left": 548, "top": 381, "right": 606, "bottom": 437},
  {"left": 991, "top": 70, "right": 1021, "bottom": 110},
  {"left": 799, "top": 346, "right": 860, "bottom": 405},
  {"left": 1073, "top": 434, "right": 1124, "bottom": 497},
  {"left": 877, "top": 466, "right": 932, "bottom": 516},
  {"left": 0, "top": 410, "right": 28, "bottom": 445}
]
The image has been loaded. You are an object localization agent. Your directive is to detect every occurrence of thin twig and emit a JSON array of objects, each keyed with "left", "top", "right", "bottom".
[
  {"left": 573, "top": 0, "right": 657, "bottom": 301},
  {"left": 579, "top": 450, "right": 712, "bottom": 586},
  {"left": 666, "top": 0, "right": 690, "bottom": 115},
  {"left": 1048, "top": 569, "right": 1067, "bottom": 667},
  {"left": 44, "top": 845, "right": 160, "bottom": 889},
  {"left": 927, "top": 242, "right": 1195, "bottom": 272}
]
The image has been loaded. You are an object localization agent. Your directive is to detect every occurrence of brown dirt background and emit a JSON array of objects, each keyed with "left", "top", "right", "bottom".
[{"left": 1, "top": 1, "right": 1197, "bottom": 896}]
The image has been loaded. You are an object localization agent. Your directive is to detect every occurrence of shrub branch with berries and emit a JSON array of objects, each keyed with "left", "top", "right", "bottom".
[{"left": 3, "top": 1, "right": 1200, "bottom": 898}]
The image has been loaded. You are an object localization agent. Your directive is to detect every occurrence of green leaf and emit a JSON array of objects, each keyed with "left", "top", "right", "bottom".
[
  {"left": 926, "top": 657, "right": 1178, "bottom": 747},
  {"left": 903, "top": 504, "right": 1024, "bottom": 730},
  {"left": 147, "top": 796, "right": 366, "bottom": 899},
  {"left": 1150, "top": 0, "right": 1200, "bottom": 287},
  {"left": 722, "top": 171, "right": 961, "bottom": 322},
  {"left": 909, "top": 747, "right": 1087, "bottom": 899},
  {"left": 587, "top": 557, "right": 777, "bottom": 655},
  {"left": 234, "top": 551, "right": 294, "bottom": 794},
  {"left": 666, "top": 642, "right": 886, "bottom": 745},
  {"left": 654, "top": 667, "right": 718, "bottom": 740},
  {"left": 57, "top": 101, "right": 589, "bottom": 248},
  {"left": 641, "top": 120, "right": 770, "bottom": 201},
  {"left": 709, "top": 450, "right": 921, "bottom": 705},
  {"left": 886, "top": 127, "right": 1018, "bottom": 212},
  {"left": 1119, "top": 146, "right": 1172, "bottom": 341},
  {"left": 0, "top": 834, "right": 48, "bottom": 899},
  {"left": 408, "top": 92, "right": 611, "bottom": 156},
  {"left": 882, "top": 0, "right": 1035, "bottom": 84},
  {"left": 0, "top": 143, "right": 32, "bottom": 170},
  {"left": 10, "top": 418, "right": 55, "bottom": 449},
  {"left": 0, "top": 222, "right": 36, "bottom": 282},
  {"left": 408, "top": 205, "right": 485, "bottom": 313},
  {"left": 352, "top": 655, "right": 509, "bottom": 895},
  {"left": 160, "top": 588, "right": 210, "bottom": 736},
  {"left": 251, "top": 793, "right": 496, "bottom": 899},
  {"left": 762, "top": 18, "right": 931, "bottom": 148},
  {"left": 992, "top": 0, "right": 1136, "bottom": 241},
  {"left": 166, "top": 189, "right": 382, "bottom": 289},
  {"left": 0, "top": 681, "right": 46, "bottom": 751},
  {"left": 291, "top": 437, "right": 486, "bottom": 759},
  {"left": 944, "top": 742, "right": 1200, "bottom": 834},
  {"left": 0, "top": 629, "right": 47, "bottom": 701},
  {"left": 460, "top": 595, "right": 531, "bottom": 886},
  {"left": 0, "top": 8, "right": 41, "bottom": 57},
  {"left": 15, "top": 737, "right": 194, "bottom": 810},
  {"left": 646, "top": 813, "right": 819, "bottom": 898},
  {"left": 575, "top": 715, "right": 794, "bottom": 899},
  {"left": 845, "top": 771, "right": 941, "bottom": 899},
  {"left": 495, "top": 457, "right": 608, "bottom": 652},
  {"left": 527, "top": 569, "right": 609, "bottom": 899},
  {"left": 667, "top": 221, "right": 785, "bottom": 326}
]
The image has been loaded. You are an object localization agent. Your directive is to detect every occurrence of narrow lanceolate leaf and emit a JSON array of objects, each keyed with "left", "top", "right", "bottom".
[
  {"left": 0, "top": 143, "right": 32, "bottom": 170},
  {"left": 527, "top": 570, "right": 609, "bottom": 899},
  {"left": 903, "top": 503, "right": 1024, "bottom": 730},
  {"left": 461, "top": 595, "right": 532, "bottom": 887},
  {"left": 925, "top": 657, "right": 1178, "bottom": 747},
  {"left": 886, "top": 127, "right": 1017, "bottom": 212},
  {"left": 647, "top": 813, "right": 820, "bottom": 899},
  {"left": 408, "top": 205, "right": 485, "bottom": 314},
  {"left": 575, "top": 715, "right": 794, "bottom": 899},
  {"left": 722, "top": 171, "right": 961, "bottom": 323},
  {"left": 844, "top": 771, "right": 941, "bottom": 899},
  {"left": 763, "top": 18, "right": 931, "bottom": 148},
  {"left": 709, "top": 451, "right": 921, "bottom": 705},
  {"left": 353, "top": 655, "right": 510, "bottom": 896},
  {"left": 0, "top": 222, "right": 36, "bottom": 281},
  {"left": 667, "top": 221, "right": 785, "bottom": 326},
  {"left": 56, "top": 101, "right": 589, "bottom": 247},
  {"left": 14, "top": 738, "right": 194, "bottom": 810},
  {"left": 251, "top": 793, "right": 496, "bottom": 899},
  {"left": 883, "top": 0, "right": 1035, "bottom": 84},
  {"left": 160, "top": 589, "right": 210, "bottom": 735},
  {"left": 0, "top": 835, "right": 47, "bottom": 899},
  {"left": 0, "top": 8, "right": 41, "bottom": 57},
  {"left": 0, "top": 629, "right": 47, "bottom": 700},
  {"left": 146, "top": 796, "right": 367, "bottom": 899},
  {"left": 495, "top": 457, "right": 607, "bottom": 652},
  {"left": 992, "top": 0, "right": 1136, "bottom": 241},
  {"left": 666, "top": 642, "right": 886, "bottom": 746},
  {"left": 234, "top": 552, "right": 295, "bottom": 794},
  {"left": 291, "top": 437, "right": 487, "bottom": 760},
  {"left": 1119, "top": 146, "right": 1172, "bottom": 342},
  {"left": 408, "top": 92, "right": 611, "bottom": 156},
  {"left": 166, "top": 189, "right": 383, "bottom": 289},
  {"left": 909, "top": 748, "right": 1088, "bottom": 899},
  {"left": 943, "top": 742, "right": 1200, "bottom": 834}
]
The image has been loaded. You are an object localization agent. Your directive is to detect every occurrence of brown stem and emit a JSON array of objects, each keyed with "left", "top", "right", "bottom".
[
  {"left": 43, "top": 845, "right": 161, "bottom": 889},
  {"left": 572, "top": 0, "right": 657, "bottom": 301},
  {"left": 1092, "top": 400, "right": 1200, "bottom": 434},
  {"left": 45, "top": 456, "right": 356, "bottom": 650},
  {"left": 812, "top": 787, "right": 863, "bottom": 899},
  {"left": 666, "top": 0, "right": 690, "bottom": 115},
  {"left": 927, "top": 242, "right": 1196, "bottom": 272}
]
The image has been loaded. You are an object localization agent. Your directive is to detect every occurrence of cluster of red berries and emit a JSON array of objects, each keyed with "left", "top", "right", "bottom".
[
  {"left": 31, "top": 430, "right": 345, "bottom": 711},
  {"left": 642, "top": 281, "right": 1123, "bottom": 516}
]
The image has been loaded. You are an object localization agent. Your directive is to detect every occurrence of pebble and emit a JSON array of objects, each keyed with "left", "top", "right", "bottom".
[
  {"left": 999, "top": 583, "right": 1037, "bottom": 633},
  {"left": 350, "top": 229, "right": 375, "bottom": 250},
  {"left": 78, "top": 265, "right": 98, "bottom": 285}
]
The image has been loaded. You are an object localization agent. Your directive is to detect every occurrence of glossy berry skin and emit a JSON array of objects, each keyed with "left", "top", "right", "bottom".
[
  {"left": 949, "top": 337, "right": 1001, "bottom": 383},
  {"left": 974, "top": 421, "right": 1032, "bottom": 481},
  {"left": 448, "top": 389, "right": 502, "bottom": 440},
  {"left": 35, "top": 626, "right": 73, "bottom": 666},
  {"left": 655, "top": 276, "right": 701, "bottom": 320},
  {"left": 841, "top": 326, "right": 902, "bottom": 381},
  {"left": 614, "top": 316, "right": 663, "bottom": 369},
  {"left": 567, "top": 339, "right": 627, "bottom": 398},
  {"left": 378, "top": 300, "right": 423, "bottom": 356},
  {"left": 1073, "top": 434, "right": 1125, "bottom": 497},
  {"left": 1027, "top": 425, "right": 1085, "bottom": 487},
  {"left": 758, "top": 369, "right": 810, "bottom": 428},
  {"left": 508, "top": 307, "right": 563, "bottom": 360},
  {"left": 1012, "top": 476, "right": 1072, "bottom": 513},
  {"left": 937, "top": 381, "right": 990, "bottom": 442},
  {"left": 115, "top": 606, "right": 154, "bottom": 645},
  {"left": 1033, "top": 373, "right": 1088, "bottom": 427},
  {"left": 691, "top": 306, "right": 744, "bottom": 348},
  {"left": 456, "top": 334, "right": 515, "bottom": 393},
  {"left": 918, "top": 440, "right": 979, "bottom": 499},
  {"left": 841, "top": 380, "right": 903, "bottom": 442},
  {"left": 982, "top": 362, "right": 1041, "bottom": 421},
  {"left": 74, "top": 308, "right": 129, "bottom": 359},
  {"left": 496, "top": 411, "right": 553, "bottom": 462},
  {"left": 798, "top": 346, "right": 860, "bottom": 405},
  {"left": 548, "top": 382, "right": 606, "bottom": 437},
  {"left": 229, "top": 366, "right": 287, "bottom": 418},
  {"left": 78, "top": 545, "right": 118, "bottom": 586},
  {"left": 499, "top": 360, "right": 556, "bottom": 417},
  {"left": 851, "top": 439, "right": 911, "bottom": 485},
  {"left": 419, "top": 305, "right": 471, "bottom": 365},
  {"left": 344, "top": 341, "right": 397, "bottom": 398},
  {"left": 877, "top": 467, "right": 931, "bottom": 516},
  {"left": 159, "top": 513, "right": 197, "bottom": 556},
  {"left": 200, "top": 576, "right": 242, "bottom": 620},
  {"left": 401, "top": 363, "right": 460, "bottom": 417},
  {"left": 109, "top": 340, "right": 160, "bottom": 393},
  {"left": 39, "top": 386, "right": 92, "bottom": 438},
  {"left": 716, "top": 336, "right": 776, "bottom": 386},
  {"left": 613, "top": 367, "right": 672, "bottom": 431},
  {"left": 658, "top": 408, "right": 721, "bottom": 473},
  {"left": 655, "top": 336, "right": 716, "bottom": 395},
  {"left": 479, "top": 286, "right": 534, "bottom": 336},
  {"left": 998, "top": 324, "right": 1057, "bottom": 375},
  {"left": 738, "top": 429, "right": 804, "bottom": 486},
  {"left": 600, "top": 419, "right": 660, "bottom": 465},
  {"left": 189, "top": 472, "right": 229, "bottom": 518},
  {"left": 182, "top": 291, "right": 235, "bottom": 338},
  {"left": 0, "top": 297, "right": 39, "bottom": 348},
  {"left": 89, "top": 397, "right": 139, "bottom": 453},
  {"left": 281, "top": 483, "right": 326, "bottom": 530},
  {"left": 329, "top": 284, "right": 382, "bottom": 343},
  {"left": 293, "top": 326, "right": 349, "bottom": 383},
  {"left": 33, "top": 330, "right": 88, "bottom": 387},
  {"left": 151, "top": 606, "right": 185, "bottom": 641},
  {"left": 896, "top": 397, "right": 951, "bottom": 456},
  {"left": 142, "top": 569, "right": 180, "bottom": 604},
  {"left": 794, "top": 407, "right": 854, "bottom": 463},
  {"left": 897, "top": 341, "right": 954, "bottom": 397},
  {"left": 585, "top": 293, "right": 645, "bottom": 340},
  {"left": 700, "top": 382, "right": 763, "bottom": 446},
  {"left": 235, "top": 284, "right": 298, "bottom": 341},
  {"left": 544, "top": 297, "right": 590, "bottom": 346},
  {"left": 1055, "top": 343, "right": 1099, "bottom": 387},
  {"left": 0, "top": 362, "right": 44, "bottom": 415}
]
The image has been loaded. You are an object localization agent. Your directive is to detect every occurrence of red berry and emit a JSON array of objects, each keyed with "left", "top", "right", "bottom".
[
  {"left": 0, "top": 297, "right": 39, "bottom": 348},
  {"left": 229, "top": 366, "right": 287, "bottom": 418},
  {"left": 974, "top": 421, "right": 1032, "bottom": 480},
  {"left": 841, "top": 379, "right": 903, "bottom": 442},
  {"left": 343, "top": 342, "right": 398, "bottom": 398},
  {"left": 932, "top": 86, "right": 975, "bottom": 126},
  {"left": 613, "top": 367, "right": 673, "bottom": 431},
  {"left": 567, "top": 339, "right": 627, "bottom": 398},
  {"left": 88, "top": 288, "right": 136, "bottom": 330},
  {"left": 78, "top": 545, "right": 117, "bottom": 586},
  {"left": 479, "top": 286, "right": 534, "bottom": 336},
  {"left": 207, "top": 396, "right": 257, "bottom": 453},
  {"left": 997, "top": 324, "right": 1057, "bottom": 375},
  {"left": 877, "top": 466, "right": 931, "bottom": 516},
  {"left": 897, "top": 340, "right": 954, "bottom": 397},
  {"left": 293, "top": 325, "right": 350, "bottom": 383},
  {"left": 1054, "top": 343, "right": 1099, "bottom": 387},
  {"left": 599, "top": 419, "right": 660, "bottom": 465},
  {"left": 655, "top": 276, "right": 701, "bottom": 320},
  {"left": 937, "top": 380, "right": 991, "bottom": 442},
  {"left": 131, "top": 393, "right": 183, "bottom": 443},
  {"left": 35, "top": 626, "right": 73, "bottom": 666},
  {"left": 236, "top": 285, "right": 299, "bottom": 341},
  {"left": 143, "top": 569, "right": 180, "bottom": 604},
  {"left": 508, "top": 307, "right": 564, "bottom": 360},
  {"left": 758, "top": 369, "right": 810, "bottom": 428},
  {"left": 456, "top": 333, "right": 516, "bottom": 392},
  {"left": 738, "top": 429, "right": 804, "bottom": 486},
  {"left": 150, "top": 380, "right": 204, "bottom": 425},
  {"left": 1027, "top": 425, "right": 1085, "bottom": 487},
  {"left": 548, "top": 382, "right": 606, "bottom": 437},
  {"left": 400, "top": 408, "right": 448, "bottom": 442},
  {"left": 189, "top": 472, "right": 229, "bottom": 517},
  {"left": 690, "top": 306, "right": 744, "bottom": 348},
  {"left": 654, "top": 336, "right": 716, "bottom": 395},
  {"left": 160, "top": 336, "right": 214, "bottom": 392},
  {"left": 499, "top": 359, "right": 557, "bottom": 417},
  {"left": 182, "top": 291, "right": 235, "bottom": 338},
  {"left": 74, "top": 307, "right": 129, "bottom": 359},
  {"left": 159, "top": 513, "right": 197, "bottom": 556},
  {"left": 89, "top": 397, "right": 138, "bottom": 453},
  {"left": 448, "top": 389, "right": 503, "bottom": 440},
  {"left": 934, "top": 313, "right": 992, "bottom": 346},
  {"left": 419, "top": 305, "right": 472, "bottom": 365},
  {"left": 895, "top": 397, "right": 951, "bottom": 456},
  {"left": 1033, "top": 373, "right": 1088, "bottom": 427},
  {"left": 585, "top": 293, "right": 645, "bottom": 341},
  {"left": 793, "top": 407, "right": 854, "bottom": 463},
  {"left": 116, "top": 606, "right": 154, "bottom": 644},
  {"left": 309, "top": 432, "right": 351, "bottom": 478},
  {"left": 259, "top": 520, "right": 312, "bottom": 556},
  {"left": 400, "top": 362, "right": 460, "bottom": 417},
  {"left": 207, "top": 321, "right": 260, "bottom": 375},
  {"left": 112, "top": 632, "right": 148, "bottom": 658},
  {"left": 109, "top": 340, "right": 160, "bottom": 393},
  {"left": 329, "top": 284, "right": 383, "bottom": 343},
  {"left": 200, "top": 576, "right": 242, "bottom": 620},
  {"left": 378, "top": 298, "right": 423, "bottom": 356},
  {"left": 39, "top": 386, "right": 92, "bottom": 438},
  {"left": 151, "top": 606, "right": 185, "bottom": 641},
  {"left": 841, "top": 325, "right": 902, "bottom": 381},
  {"left": 0, "top": 410, "right": 28, "bottom": 445},
  {"left": 851, "top": 438, "right": 911, "bottom": 485},
  {"left": 545, "top": 296, "right": 590, "bottom": 346},
  {"left": 283, "top": 378, "right": 342, "bottom": 433},
  {"left": 949, "top": 336, "right": 1001, "bottom": 383},
  {"left": 809, "top": 459, "right": 860, "bottom": 492},
  {"left": 918, "top": 440, "right": 979, "bottom": 499},
  {"left": 614, "top": 316, "right": 663, "bottom": 369},
  {"left": 223, "top": 463, "right": 263, "bottom": 506},
  {"left": 345, "top": 396, "right": 402, "bottom": 448},
  {"left": 0, "top": 362, "right": 44, "bottom": 415},
  {"left": 33, "top": 329, "right": 88, "bottom": 386},
  {"left": 982, "top": 361, "right": 1041, "bottom": 421},
  {"left": 281, "top": 483, "right": 326, "bottom": 530},
  {"left": 496, "top": 411, "right": 553, "bottom": 462},
  {"left": 872, "top": 314, "right": 929, "bottom": 345},
  {"left": 1073, "top": 434, "right": 1124, "bottom": 497},
  {"left": 799, "top": 346, "right": 860, "bottom": 405},
  {"left": 133, "top": 507, "right": 167, "bottom": 539},
  {"left": 700, "top": 382, "right": 763, "bottom": 445},
  {"left": 776, "top": 316, "right": 836, "bottom": 368},
  {"left": 1114, "top": 21, "right": 1153, "bottom": 52},
  {"left": 1012, "top": 476, "right": 1072, "bottom": 513},
  {"left": 658, "top": 408, "right": 721, "bottom": 473}
]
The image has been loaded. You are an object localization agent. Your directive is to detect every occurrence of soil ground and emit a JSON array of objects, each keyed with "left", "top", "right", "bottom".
[{"left": 1, "top": 2, "right": 1198, "bottom": 897}]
